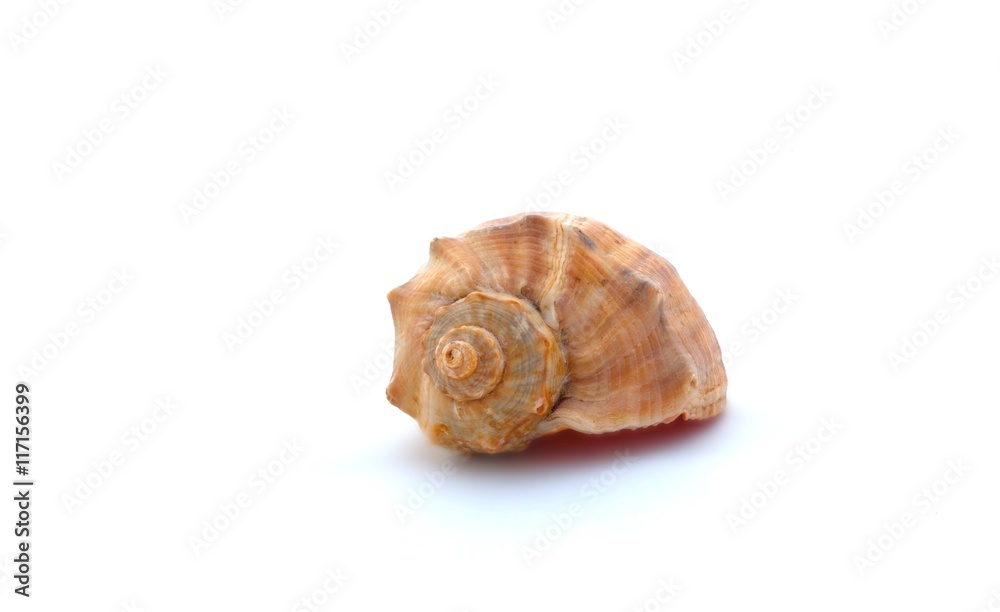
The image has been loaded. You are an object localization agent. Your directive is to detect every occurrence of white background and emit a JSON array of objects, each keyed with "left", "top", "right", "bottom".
[{"left": 2, "top": 0, "right": 999, "bottom": 610}]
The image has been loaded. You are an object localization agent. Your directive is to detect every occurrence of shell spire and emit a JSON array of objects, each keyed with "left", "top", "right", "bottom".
[{"left": 386, "top": 212, "right": 727, "bottom": 453}]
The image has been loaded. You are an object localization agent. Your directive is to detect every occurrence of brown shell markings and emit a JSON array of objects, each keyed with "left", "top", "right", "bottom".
[{"left": 386, "top": 212, "right": 727, "bottom": 454}]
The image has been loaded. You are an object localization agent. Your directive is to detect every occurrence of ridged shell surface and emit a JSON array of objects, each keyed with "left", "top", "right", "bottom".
[{"left": 387, "top": 212, "right": 727, "bottom": 453}]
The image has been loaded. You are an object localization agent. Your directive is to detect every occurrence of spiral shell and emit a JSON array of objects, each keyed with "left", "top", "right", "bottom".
[{"left": 386, "top": 213, "right": 727, "bottom": 454}]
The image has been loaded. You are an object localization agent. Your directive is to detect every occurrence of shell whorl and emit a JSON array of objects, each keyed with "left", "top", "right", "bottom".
[
  {"left": 419, "top": 292, "right": 567, "bottom": 453},
  {"left": 429, "top": 326, "right": 503, "bottom": 400}
]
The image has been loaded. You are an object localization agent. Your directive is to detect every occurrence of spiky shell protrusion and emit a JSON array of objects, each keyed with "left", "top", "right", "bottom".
[{"left": 386, "top": 212, "right": 727, "bottom": 454}]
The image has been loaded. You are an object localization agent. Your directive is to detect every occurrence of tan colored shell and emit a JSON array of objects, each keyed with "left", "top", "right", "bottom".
[{"left": 386, "top": 212, "right": 727, "bottom": 453}]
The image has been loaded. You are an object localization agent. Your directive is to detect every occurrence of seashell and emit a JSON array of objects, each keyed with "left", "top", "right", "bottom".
[{"left": 386, "top": 212, "right": 727, "bottom": 454}]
